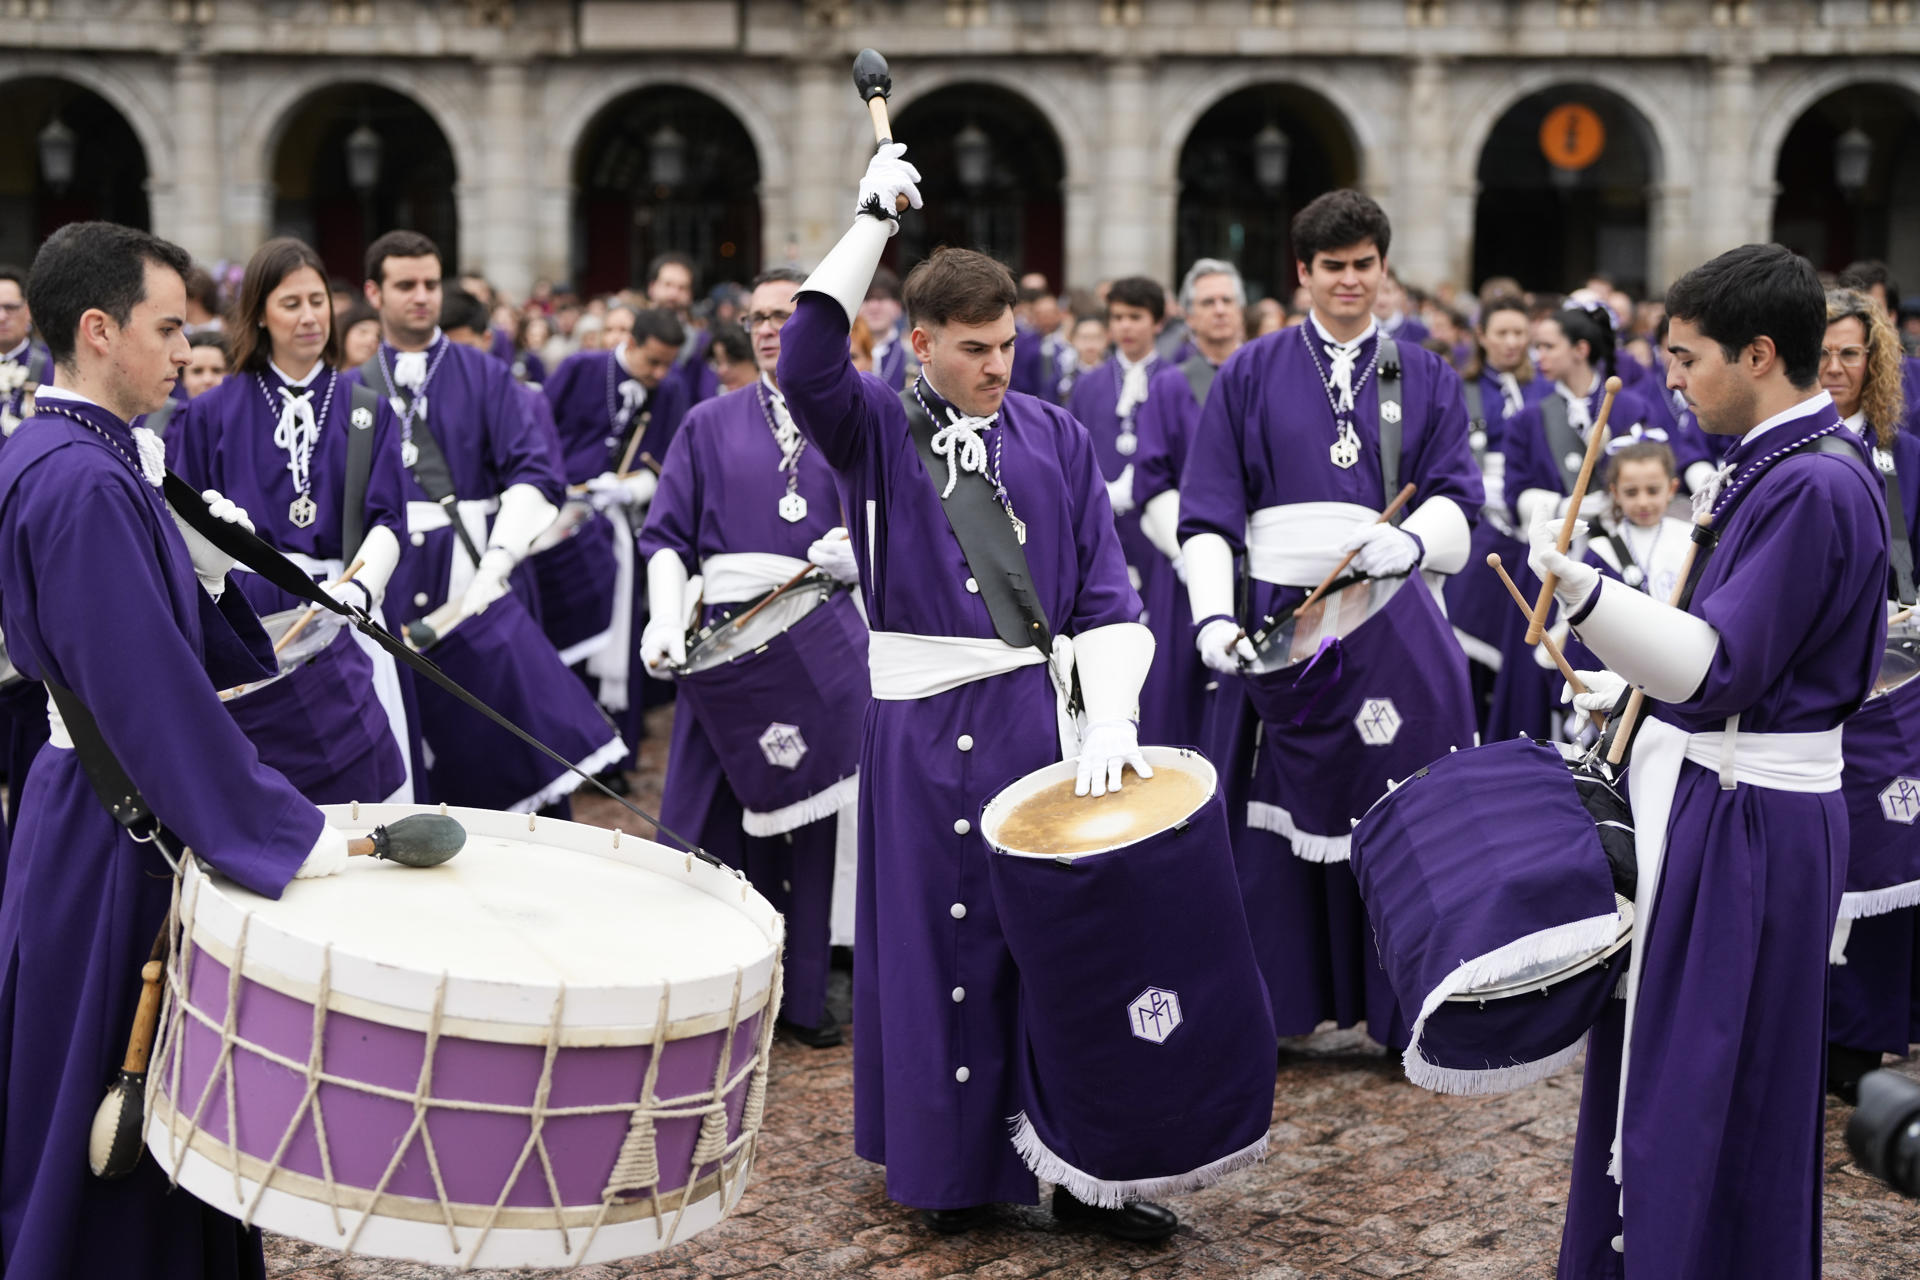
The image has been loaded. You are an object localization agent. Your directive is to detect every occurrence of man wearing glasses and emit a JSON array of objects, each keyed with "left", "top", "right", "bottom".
[
  {"left": 0, "top": 265, "right": 51, "bottom": 436},
  {"left": 636, "top": 267, "right": 863, "bottom": 1049}
]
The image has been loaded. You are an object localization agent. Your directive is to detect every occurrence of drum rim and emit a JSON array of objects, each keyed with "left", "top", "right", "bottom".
[
  {"left": 981, "top": 746, "right": 1218, "bottom": 861},
  {"left": 1243, "top": 572, "right": 1408, "bottom": 676},
  {"left": 675, "top": 577, "right": 844, "bottom": 677},
  {"left": 1444, "top": 894, "right": 1635, "bottom": 1002}
]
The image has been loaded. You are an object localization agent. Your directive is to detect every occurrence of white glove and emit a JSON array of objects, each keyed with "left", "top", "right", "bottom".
[
  {"left": 1526, "top": 517, "right": 1601, "bottom": 614},
  {"left": 1170, "top": 553, "right": 1186, "bottom": 583},
  {"left": 460, "top": 547, "right": 515, "bottom": 616},
  {"left": 1339, "top": 521, "right": 1422, "bottom": 578},
  {"left": 325, "top": 577, "right": 373, "bottom": 616},
  {"left": 1565, "top": 668, "right": 1628, "bottom": 716},
  {"left": 294, "top": 824, "right": 349, "bottom": 880},
  {"left": 340, "top": 525, "right": 400, "bottom": 612},
  {"left": 1105, "top": 465, "right": 1137, "bottom": 518},
  {"left": 806, "top": 529, "right": 860, "bottom": 585},
  {"left": 639, "top": 615, "right": 685, "bottom": 674},
  {"left": 1196, "top": 617, "right": 1255, "bottom": 675},
  {"left": 586, "top": 469, "right": 658, "bottom": 511},
  {"left": 1075, "top": 718, "right": 1153, "bottom": 799},
  {"left": 856, "top": 142, "right": 924, "bottom": 235},
  {"left": 170, "top": 488, "right": 255, "bottom": 597}
]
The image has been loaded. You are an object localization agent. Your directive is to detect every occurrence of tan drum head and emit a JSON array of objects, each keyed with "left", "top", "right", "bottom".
[
  {"left": 982, "top": 746, "right": 1217, "bottom": 860},
  {"left": 1446, "top": 895, "right": 1635, "bottom": 1002}
]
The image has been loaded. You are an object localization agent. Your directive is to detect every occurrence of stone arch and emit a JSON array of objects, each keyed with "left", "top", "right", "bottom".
[
  {"left": 1751, "top": 62, "right": 1920, "bottom": 197},
  {"left": 1450, "top": 66, "right": 1682, "bottom": 196},
  {"left": 1157, "top": 64, "right": 1380, "bottom": 192},
  {"left": 0, "top": 57, "right": 173, "bottom": 179},
  {"left": 885, "top": 65, "right": 1094, "bottom": 195},
  {"left": 545, "top": 67, "right": 788, "bottom": 199},
  {"left": 242, "top": 68, "right": 480, "bottom": 201}
]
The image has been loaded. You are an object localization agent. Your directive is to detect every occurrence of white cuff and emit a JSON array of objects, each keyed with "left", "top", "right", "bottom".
[
  {"left": 1140, "top": 490, "right": 1182, "bottom": 562},
  {"left": 295, "top": 823, "right": 349, "bottom": 879},
  {"left": 646, "top": 548, "right": 690, "bottom": 631},
  {"left": 1073, "top": 622, "right": 1155, "bottom": 724},
  {"left": 1515, "top": 487, "right": 1560, "bottom": 531},
  {"left": 1181, "top": 531, "right": 1236, "bottom": 623},
  {"left": 799, "top": 217, "right": 893, "bottom": 326},
  {"left": 1401, "top": 495, "right": 1470, "bottom": 575},
  {"left": 1571, "top": 581, "right": 1720, "bottom": 703},
  {"left": 488, "top": 483, "right": 560, "bottom": 561},
  {"left": 350, "top": 524, "right": 401, "bottom": 605}
]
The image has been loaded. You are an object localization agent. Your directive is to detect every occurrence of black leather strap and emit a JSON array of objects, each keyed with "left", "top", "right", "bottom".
[
  {"left": 1539, "top": 392, "right": 1586, "bottom": 494},
  {"left": 1875, "top": 444, "right": 1916, "bottom": 606},
  {"left": 339, "top": 381, "right": 382, "bottom": 564},
  {"left": 1377, "top": 337, "right": 1403, "bottom": 520},
  {"left": 1461, "top": 379, "right": 1487, "bottom": 469},
  {"left": 42, "top": 678, "right": 164, "bottom": 841},
  {"left": 357, "top": 356, "right": 483, "bottom": 566},
  {"left": 1179, "top": 354, "right": 1216, "bottom": 408}
]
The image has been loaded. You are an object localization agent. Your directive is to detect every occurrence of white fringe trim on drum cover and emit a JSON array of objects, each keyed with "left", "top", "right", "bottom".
[
  {"left": 505, "top": 735, "right": 629, "bottom": 814},
  {"left": 1400, "top": 910, "right": 1623, "bottom": 1097},
  {"left": 1839, "top": 877, "right": 1920, "bottom": 922},
  {"left": 1006, "top": 1111, "right": 1269, "bottom": 1210},
  {"left": 1453, "top": 627, "right": 1504, "bottom": 672},
  {"left": 556, "top": 626, "right": 615, "bottom": 669},
  {"left": 1246, "top": 801, "right": 1350, "bottom": 863},
  {"left": 740, "top": 773, "right": 859, "bottom": 838}
]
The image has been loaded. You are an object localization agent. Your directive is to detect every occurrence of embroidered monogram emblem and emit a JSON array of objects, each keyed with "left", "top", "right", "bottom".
[
  {"left": 1380, "top": 400, "right": 1402, "bottom": 425},
  {"left": 1355, "top": 698, "right": 1403, "bottom": 746},
  {"left": 1880, "top": 777, "right": 1920, "bottom": 825},
  {"left": 352, "top": 406, "right": 373, "bottom": 429},
  {"left": 759, "top": 722, "right": 808, "bottom": 770},
  {"left": 1127, "top": 987, "right": 1183, "bottom": 1044}
]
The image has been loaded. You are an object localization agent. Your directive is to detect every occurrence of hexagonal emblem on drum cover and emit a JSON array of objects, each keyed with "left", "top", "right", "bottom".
[
  {"left": 758, "top": 722, "right": 808, "bottom": 770},
  {"left": 1879, "top": 777, "right": 1920, "bottom": 825},
  {"left": 1354, "top": 698, "right": 1403, "bottom": 746},
  {"left": 1128, "top": 987, "right": 1183, "bottom": 1044}
]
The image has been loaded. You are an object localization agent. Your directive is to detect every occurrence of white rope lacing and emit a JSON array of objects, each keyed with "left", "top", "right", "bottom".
[
  {"left": 1322, "top": 334, "right": 1367, "bottom": 414},
  {"left": 929, "top": 408, "right": 997, "bottom": 498},
  {"left": 273, "top": 387, "right": 320, "bottom": 497}
]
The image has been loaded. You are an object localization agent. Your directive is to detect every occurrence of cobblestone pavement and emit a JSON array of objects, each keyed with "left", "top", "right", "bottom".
[{"left": 263, "top": 710, "right": 1920, "bottom": 1279}]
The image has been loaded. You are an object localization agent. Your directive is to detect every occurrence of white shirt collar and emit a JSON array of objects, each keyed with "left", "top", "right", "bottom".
[
  {"left": 269, "top": 358, "right": 324, "bottom": 388},
  {"left": 1741, "top": 390, "right": 1833, "bottom": 451},
  {"left": 759, "top": 371, "right": 783, "bottom": 402},
  {"left": 33, "top": 384, "right": 104, "bottom": 410},
  {"left": 2, "top": 339, "right": 27, "bottom": 364},
  {"left": 1308, "top": 311, "right": 1377, "bottom": 351},
  {"left": 1843, "top": 410, "right": 1868, "bottom": 438},
  {"left": 1116, "top": 348, "right": 1155, "bottom": 373},
  {"left": 389, "top": 328, "right": 444, "bottom": 356}
]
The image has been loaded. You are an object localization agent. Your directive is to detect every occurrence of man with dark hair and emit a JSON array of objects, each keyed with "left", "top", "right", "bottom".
[
  {"left": 1373, "top": 267, "right": 1429, "bottom": 344},
  {"left": 0, "top": 221, "right": 350, "bottom": 1277},
  {"left": 1531, "top": 242, "right": 1888, "bottom": 1279},
  {"left": 0, "top": 263, "right": 51, "bottom": 434},
  {"left": 646, "top": 251, "right": 720, "bottom": 413},
  {"left": 778, "top": 147, "right": 1170, "bottom": 1241},
  {"left": 1009, "top": 283, "right": 1050, "bottom": 399},
  {"left": 636, "top": 263, "right": 855, "bottom": 1048},
  {"left": 1067, "top": 275, "right": 1167, "bottom": 577},
  {"left": 859, "top": 265, "right": 911, "bottom": 390},
  {"left": 1180, "top": 188, "right": 1480, "bottom": 1048},
  {"left": 438, "top": 286, "right": 494, "bottom": 347}
]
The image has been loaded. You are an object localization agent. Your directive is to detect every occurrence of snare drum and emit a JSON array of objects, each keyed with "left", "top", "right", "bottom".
[
  {"left": 980, "top": 748, "right": 1275, "bottom": 1206},
  {"left": 1351, "top": 737, "right": 1634, "bottom": 1095},
  {"left": 145, "top": 804, "right": 782, "bottom": 1270},
  {"left": 673, "top": 579, "right": 865, "bottom": 836},
  {"left": 1837, "top": 621, "right": 1920, "bottom": 919},
  {"left": 1240, "top": 574, "right": 1477, "bottom": 861},
  {"left": 409, "top": 594, "right": 627, "bottom": 812}
]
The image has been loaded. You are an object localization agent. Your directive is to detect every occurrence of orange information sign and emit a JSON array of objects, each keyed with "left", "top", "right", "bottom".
[{"left": 1539, "top": 103, "right": 1606, "bottom": 170}]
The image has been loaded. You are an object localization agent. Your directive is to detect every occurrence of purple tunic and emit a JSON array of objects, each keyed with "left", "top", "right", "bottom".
[
  {"left": 637, "top": 384, "right": 859, "bottom": 1032},
  {"left": 0, "top": 398, "right": 320, "bottom": 1279},
  {"left": 168, "top": 367, "right": 409, "bottom": 804},
  {"left": 1558, "top": 398, "right": 1888, "bottom": 1280},
  {"left": 1066, "top": 356, "right": 1157, "bottom": 573},
  {"left": 1010, "top": 326, "right": 1045, "bottom": 399},
  {"left": 778, "top": 294, "right": 1140, "bottom": 1210},
  {"left": 1129, "top": 362, "right": 1210, "bottom": 747},
  {"left": 1176, "top": 320, "right": 1482, "bottom": 1046}
]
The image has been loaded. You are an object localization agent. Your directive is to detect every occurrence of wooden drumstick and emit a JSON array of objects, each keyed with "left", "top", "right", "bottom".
[
  {"left": 853, "top": 49, "right": 912, "bottom": 212},
  {"left": 1487, "top": 553, "right": 1605, "bottom": 733},
  {"left": 1296, "top": 482, "right": 1419, "bottom": 614},
  {"left": 273, "top": 556, "right": 367, "bottom": 657},
  {"left": 732, "top": 567, "right": 822, "bottom": 631},
  {"left": 1528, "top": 375, "right": 1621, "bottom": 645},
  {"left": 1606, "top": 511, "right": 1714, "bottom": 766},
  {"left": 1892, "top": 606, "right": 1915, "bottom": 628},
  {"left": 89, "top": 927, "right": 170, "bottom": 1178}
]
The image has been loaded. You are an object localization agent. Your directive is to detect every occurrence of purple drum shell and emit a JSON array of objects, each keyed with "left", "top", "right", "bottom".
[
  {"left": 1840, "top": 673, "right": 1920, "bottom": 905},
  {"left": 529, "top": 514, "right": 618, "bottom": 663},
  {"left": 225, "top": 627, "right": 406, "bottom": 805},
  {"left": 167, "top": 945, "right": 763, "bottom": 1209}
]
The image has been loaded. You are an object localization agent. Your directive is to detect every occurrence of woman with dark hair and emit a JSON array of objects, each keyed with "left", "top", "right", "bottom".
[
  {"left": 511, "top": 309, "right": 549, "bottom": 385},
  {"left": 338, "top": 298, "right": 384, "bottom": 369},
  {"left": 167, "top": 236, "right": 415, "bottom": 803}
]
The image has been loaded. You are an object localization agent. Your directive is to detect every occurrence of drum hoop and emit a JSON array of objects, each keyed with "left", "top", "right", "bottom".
[
  {"left": 1445, "top": 897, "right": 1635, "bottom": 1002},
  {"left": 981, "top": 746, "right": 1219, "bottom": 861},
  {"left": 1244, "top": 572, "right": 1408, "bottom": 674},
  {"left": 674, "top": 578, "right": 843, "bottom": 677}
]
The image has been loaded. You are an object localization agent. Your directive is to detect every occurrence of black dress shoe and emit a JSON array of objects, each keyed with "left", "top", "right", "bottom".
[
  {"left": 778, "top": 1007, "right": 843, "bottom": 1049},
  {"left": 1828, "top": 1042, "right": 1884, "bottom": 1106},
  {"left": 592, "top": 767, "right": 632, "bottom": 797},
  {"left": 1051, "top": 1186, "right": 1178, "bottom": 1243},
  {"left": 920, "top": 1204, "right": 993, "bottom": 1234}
]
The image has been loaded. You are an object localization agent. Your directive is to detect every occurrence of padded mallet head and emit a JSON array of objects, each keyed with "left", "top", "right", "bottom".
[
  {"left": 88, "top": 1069, "right": 147, "bottom": 1179},
  {"left": 852, "top": 48, "right": 892, "bottom": 102},
  {"left": 365, "top": 813, "right": 467, "bottom": 867}
]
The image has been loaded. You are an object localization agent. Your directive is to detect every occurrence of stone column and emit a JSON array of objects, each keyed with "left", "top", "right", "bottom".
[
  {"left": 171, "top": 53, "right": 223, "bottom": 263},
  {"left": 1697, "top": 56, "right": 1758, "bottom": 269},
  {"left": 1394, "top": 55, "right": 1456, "bottom": 289},
  {"left": 1096, "top": 57, "right": 1154, "bottom": 278},
  {"left": 787, "top": 57, "right": 844, "bottom": 270},
  {"left": 479, "top": 57, "right": 534, "bottom": 301}
]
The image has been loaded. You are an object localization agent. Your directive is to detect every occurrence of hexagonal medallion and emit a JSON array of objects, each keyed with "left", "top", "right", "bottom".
[
  {"left": 758, "top": 722, "right": 808, "bottom": 771},
  {"left": 1127, "top": 986, "right": 1183, "bottom": 1044},
  {"left": 1354, "top": 698, "right": 1403, "bottom": 746},
  {"left": 1879, "top": 777, "right": 1920, "bottom": 825}
]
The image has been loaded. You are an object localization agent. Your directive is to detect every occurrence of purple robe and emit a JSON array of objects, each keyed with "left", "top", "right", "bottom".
[
  {"left": 778, "top": 294, "right": 1140, "bottom": 1210},
  {"left": 636, "top": 383, "right": 859, "bottom": 1030},
  {"left": 1176, "top": 320, "right": 1482, "bottom": 1046},
  {"left": 1010, "top": 326, "right": 1045, "bottom": 398},
  {"left": 1558, "top": 398, "right": 1888, "bottom": 1279},
  {"left": 1066, "top": 356, "right": 1157, "bottom": 573},
  {"left": 1129, "top": 362, "right": 1210, "bottom": 747},
  {"left": 168, "top": 367, "right": 410, "bottom": 804},
  {"left": 0, "top": 398, "right": 320, "bottom": 1279},
  {"left": 668, "top": 335, "right": 719, "bottom": 411},
  {"left": 871, "top": 328, "right": 909, "bottom": 392},
  {"left": 1382, "top": 313, "right": 1429, "bottom": 345}
]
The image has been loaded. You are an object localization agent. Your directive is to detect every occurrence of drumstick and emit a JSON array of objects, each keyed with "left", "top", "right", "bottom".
[
  {"left": 1296, "top": 482, "right": 1419, "bottom": 614},
  {"left": 273, "top": 556, "right": 368, "bottom": 656},
  {"left": 1487, "top": 553, "right": 1605, "bottom": 733},
  {"left": 1892, "top": 606, "right": 1915, "bottom": 628},
  {"left": 853, "top": 50, "right": 912, "bottom": 212},
  {"left": 612, "top": 421, "right": 651, "bottom": 480},
  {"left": 1528, "top": 376, "right": 1621, "bottom": 644},
  {"left": 88, "top": 925, "right": 170, "bottom": 1178},
  {"left": 343, "top": 814, "right": 468, "bottom": 868},
  {"left": 732, "top": 567, "right": 820, "bottom": 631},
  {"left": 1606, "top": 511, "right": 1713, "bottom": 766}
]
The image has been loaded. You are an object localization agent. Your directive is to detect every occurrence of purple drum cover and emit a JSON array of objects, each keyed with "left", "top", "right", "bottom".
[
  {"left": 1241, "top": 579, "right": 1477, "bottom": 859},
  {"left": 1838, "top": 674, "right": 1920, "bottom": 912},
  {"left": 412, "top": 592, "right": 625, "bottom": 811},
  {"left": 169, "top": 948, "right": 761, "bottom": 1208},
  {"left": 985, "top": 775, "right": 1275, "bottom": 1205},
  {"left": 675, "top": 592, "right": 866, "bottom": 824},
  {"left": 226, "top": 627, "right": 406, "bottom": 805},
  {"left": 1350, "top": 737, "right": 1624, "bottom": 1094},
  {"left": 530, "top": 515, "right": 618, "bottom": 661}
]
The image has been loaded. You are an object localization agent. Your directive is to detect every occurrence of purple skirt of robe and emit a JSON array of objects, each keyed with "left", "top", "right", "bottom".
[
  {"left": 1352, "top": 737, "right": 1629, "bottom": 1094},
  {"left": 1136, "top": 554, "right": 1209, "bottom": 750},
  {"left": 1240, "top": 576, "right": 1476, "bottom": 859},
  {"left": 983, "top": 751, "right": 1275, "bottom": 1206},
  {"left": 674, "top": 591, "right": 865, "bottom": 835},
  {"left": 411, "top": 593, "right": 627, "bottom": 812},
  {"left": 224, "top": 627, "right": 406, "bottom": 806},
  {"left": 529, "top": 512, "right": 618, "bottom": 666},
  {"left": 1444, "top": 520, "right": 1528, "bottom": 668}
]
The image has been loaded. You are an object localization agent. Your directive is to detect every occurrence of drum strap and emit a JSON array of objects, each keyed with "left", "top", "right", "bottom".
[
  {"left": 357, "top": 357, "right": 485, "bottom": 567},
  {"left": 899, "top": 385, "right": 1056, "bottom": 655},
  {"left": 1179, "top": 353, "right": 1216, "bottom": 407},
  {"left": 1539, "top": 393, "right": 1585, "bottom": 494},
  {"left": 1876, "top": 447, "right": 1916, "bottom": 606},
  {"left": 25, "top": 345, "right": 49, "bottom": 390},
  {"left": 338, "top": 381, "right": 383, "bottom": 565},
  {"left": 41, "top": 678, "right": 181, "bottom": 866},
  {"left": 1377, "top": 338, "right": 1404, "bottom": 518},
  {"left": 1461, "top": 379, "right": 1486, "bottom": 468}
]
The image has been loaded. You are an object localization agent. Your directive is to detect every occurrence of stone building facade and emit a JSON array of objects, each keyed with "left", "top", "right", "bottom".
[{"left": 4, "top": 0, "right": 1918, "bottom": 303}]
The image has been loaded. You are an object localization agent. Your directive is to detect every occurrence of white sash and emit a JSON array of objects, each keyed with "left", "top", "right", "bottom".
[
  {"left": 1245, "top": 502, "right": 1380, "bottom": 587},
  {"left": 407, "top": 497, "right": 502, "bottom": 606},
  {"left": 868, "top": 629, "right": 1079, "bottom": 755},
  {"left": 701, "top": 552, "right": 811, "bottom": 605}
]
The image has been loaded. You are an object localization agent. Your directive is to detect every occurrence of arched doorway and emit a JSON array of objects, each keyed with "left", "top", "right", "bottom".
[
  {"left": 271, "top": 83, "right": 458, "bottom": 285},
  {"left": 1771, "top": 83, "right": 1920, "bottom": 282},
  {"left": 573, "top": 86, "right": 761, "bottom": 299},
  {"left": 888, "top": 84, "right": 1064, "bottom": 288},
  {"left": 0, "top": 77, "right": 150, "bottom": 266},
  {"left": 1473, "top": 85, "right": 1658, "bottom": 296},
  {"left": 1176, "top": 83, "right": 1360, "bottom": 303}
]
